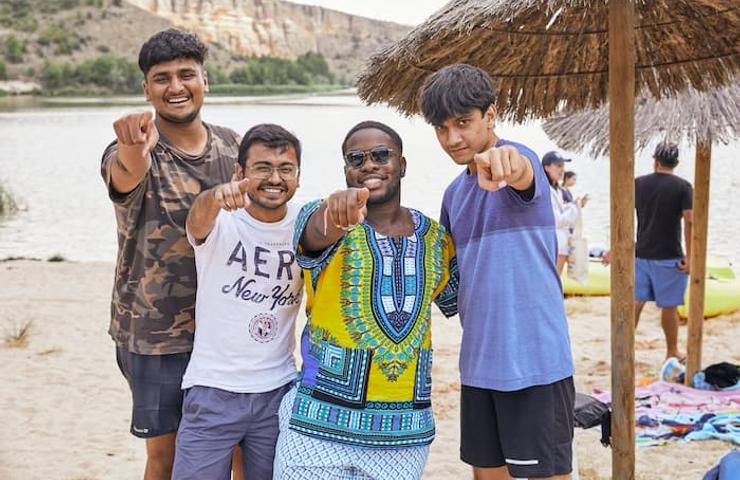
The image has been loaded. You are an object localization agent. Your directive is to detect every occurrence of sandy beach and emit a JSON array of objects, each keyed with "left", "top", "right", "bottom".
[{"left": 1, "top": 259, "right": 737, "bottom": 480}]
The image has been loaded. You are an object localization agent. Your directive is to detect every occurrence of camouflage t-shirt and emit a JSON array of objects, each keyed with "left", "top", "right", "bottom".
[{"left": 101, "top": 123, "right": 240, "bottom": 355}]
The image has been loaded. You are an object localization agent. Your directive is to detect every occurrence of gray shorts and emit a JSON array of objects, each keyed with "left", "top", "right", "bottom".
[{"left": 173, "top": 382, "right": 293, "bottom": 480}]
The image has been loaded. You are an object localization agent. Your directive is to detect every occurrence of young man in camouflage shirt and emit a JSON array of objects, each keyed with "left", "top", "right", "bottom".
[{"left": 100, "top": 29, "right": 240, "bottom": 479}]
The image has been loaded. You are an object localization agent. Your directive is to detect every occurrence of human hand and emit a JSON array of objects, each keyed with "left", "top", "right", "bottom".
[
  {"left": 473, "top": 145, "right": 528, "bottom": 192},
  {"left": 578, "top": 193, "right": 589, "bottom": 208},
  {"left": 323, "top": 187, "right": 370, "bottom": 233},
  {"left": 677, "top": 256, "right": 690, "bottom": 273},
  {"left": 213, "top": 178, "right": 251, "bottom": 212},
  {"left": 113, "top": 111, "right": 159, "bottom": 158},
  {"left": 601, "top": 250, "right": 611, "bottom": 265}
]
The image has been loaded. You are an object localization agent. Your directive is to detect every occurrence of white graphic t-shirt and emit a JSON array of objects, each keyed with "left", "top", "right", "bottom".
[{"left": 183, "top": 203, "right": 303, "bottom": 393}]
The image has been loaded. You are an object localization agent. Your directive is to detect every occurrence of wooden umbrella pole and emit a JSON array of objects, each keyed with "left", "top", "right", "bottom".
[
  {"left": 685, "top": 142, "right": 712, "bottom": 384},
  {"left": 608, "top": 1, "right": 636, "bottom": 478}
]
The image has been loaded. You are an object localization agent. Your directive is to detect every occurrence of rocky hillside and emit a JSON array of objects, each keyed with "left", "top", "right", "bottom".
[
  {"left": 0, "top": 0, "right": 409, "bottom": 87},
  {"left": 126, "top": 0, "right": 410, "bottom": 82}
]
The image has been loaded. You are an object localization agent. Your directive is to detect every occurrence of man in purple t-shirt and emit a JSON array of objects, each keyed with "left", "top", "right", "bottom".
[{"left": 419, "top": 64, "right": 575, "bottom": 480}]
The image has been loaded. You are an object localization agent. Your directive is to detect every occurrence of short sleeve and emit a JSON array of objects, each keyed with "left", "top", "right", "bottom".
[
  {"left": 433, "top": 231, "right": 459, "bottom": 318},
  {"left": 187, "top": 208, "right": 226, "bottom": 251},
  {"left": 292, "top": 199, "right": 342, "bottom": 271}
]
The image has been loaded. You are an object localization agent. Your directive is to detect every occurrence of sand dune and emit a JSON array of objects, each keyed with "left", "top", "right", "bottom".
[{"left": 1, "top": 260, "right": 737, "bottom": 479}]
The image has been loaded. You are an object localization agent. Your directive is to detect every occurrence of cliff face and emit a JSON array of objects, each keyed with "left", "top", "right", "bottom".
[{"left": 125, "top": 0, "right": 410, "bottom": 81}]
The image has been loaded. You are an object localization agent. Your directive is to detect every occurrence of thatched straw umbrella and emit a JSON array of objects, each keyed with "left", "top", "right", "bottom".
[
  {"left": 542, "top": 85, "right": 739, "bottom": 156},
  {"left": 356, "top": 1, "right": 739, "bottom": 478},
  {"left": 543, "top": 84, "right": 740, "bottom": 386}
]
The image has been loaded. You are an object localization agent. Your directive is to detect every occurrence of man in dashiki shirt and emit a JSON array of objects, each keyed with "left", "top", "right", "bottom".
[{"left": 273, "top": 121, "right": 459, "bottom": 480}]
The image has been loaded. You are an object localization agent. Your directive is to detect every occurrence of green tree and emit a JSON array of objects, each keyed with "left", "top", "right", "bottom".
[
  {"left": 0, "top": 0, "right": 35, "bottom": 31},
  {"left": 41, "top": 61, "right": 67, "bottom": 90},
  {"left": 0, "top": 60, "right": 7, "bottom": 80},
  {"left": 204, "top": 64, "right": 227, "bottom": 85},
  {"left": 296, "top": 51, "right": 333, "bottom": 83},
  {"left": 5, "top": 34, "right": 24, "bottom": 63},
  {"left": 40, "top": 0, "right": 81, "bottom": 14},
  {"left": 39, "top": 23, "right": 78, "bottom": 55},
  {"left": 74, "top": 55, "right": 140, "bottom": 92}
]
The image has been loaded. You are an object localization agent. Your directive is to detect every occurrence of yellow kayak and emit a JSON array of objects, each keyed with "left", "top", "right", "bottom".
[
  {"left": 561, "top": 259, "right": 611, "bottom": 296},
  {"left": 562, "top": 256, "right": 740, "bottom": 318}
]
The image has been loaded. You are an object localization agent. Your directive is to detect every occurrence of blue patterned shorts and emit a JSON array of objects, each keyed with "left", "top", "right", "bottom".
[{"left": 273, "top": 386, "right": 430, "bottom": 480}]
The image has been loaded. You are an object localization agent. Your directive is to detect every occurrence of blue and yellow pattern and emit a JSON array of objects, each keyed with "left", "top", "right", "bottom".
[{"left": 290, "top": 200, "right": 458, "bottom": 448}]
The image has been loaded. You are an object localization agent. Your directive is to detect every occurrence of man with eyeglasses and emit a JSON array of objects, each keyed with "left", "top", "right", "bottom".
[
  {"left": 173, "top": 124, "right": 304, "bottom": 480},
  {"left": 273, "top": 121, "right": 458, "bottom": 480}
]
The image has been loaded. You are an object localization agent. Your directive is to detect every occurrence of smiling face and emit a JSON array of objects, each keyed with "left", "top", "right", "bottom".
[
  {"left": 143, "top": 58, "right": 208, "bottom": 125},
  {"left": 343, "top": 128, "right": 406, "bottom": 206},
  {"left": 434, "top": 105, "right": 497, "bottom": 165},
  {"left": 240, "top": 143, "right": 300, "bottom": 222}
]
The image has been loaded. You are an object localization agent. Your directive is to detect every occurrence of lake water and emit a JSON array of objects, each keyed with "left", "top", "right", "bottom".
[{"left": 1, "top": 93, "right": 738, "bottom": 266}]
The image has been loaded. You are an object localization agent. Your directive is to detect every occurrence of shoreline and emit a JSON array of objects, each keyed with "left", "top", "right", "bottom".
[{"left": 1, "top": 259, "right": 737, "bottom": 479}]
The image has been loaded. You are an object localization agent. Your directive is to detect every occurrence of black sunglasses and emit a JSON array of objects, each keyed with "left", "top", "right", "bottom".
[{"left": 344, "top": 146, "right": 395, "bottom": 169}]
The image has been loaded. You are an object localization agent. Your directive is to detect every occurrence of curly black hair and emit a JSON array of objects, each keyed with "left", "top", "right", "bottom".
[{"left": 138, "top": 29, "right": 208, "bottom": 75}]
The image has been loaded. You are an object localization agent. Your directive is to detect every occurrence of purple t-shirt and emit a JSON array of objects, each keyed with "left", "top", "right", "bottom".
[{"left": 440, "top": 139, "right": 574, "bottom": 391}]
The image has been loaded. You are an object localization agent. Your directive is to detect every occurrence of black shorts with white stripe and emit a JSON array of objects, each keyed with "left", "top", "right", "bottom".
[{"left": 460, "top": 376, "right": 575, "bottom": 478}]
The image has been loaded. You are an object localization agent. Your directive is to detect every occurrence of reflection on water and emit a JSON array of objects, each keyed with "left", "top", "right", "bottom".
[{"left": 0, "top": 93, "right": 738, "bottom": 267}]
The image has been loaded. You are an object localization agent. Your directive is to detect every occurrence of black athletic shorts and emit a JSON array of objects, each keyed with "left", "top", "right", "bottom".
[
  {"left": 116, "top": 346, "right": 191, "bottom": 438},
  {"left": 460, "top": 376, "right": 575, "bottom": 478}
]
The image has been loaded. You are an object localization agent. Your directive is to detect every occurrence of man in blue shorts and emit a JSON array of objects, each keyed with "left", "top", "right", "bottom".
[
  {"left": 633, "top": 142, "right": 692, "bottom": 360},
  {"left": 419, "top": 64, "right": 574, "bottom": 480}
]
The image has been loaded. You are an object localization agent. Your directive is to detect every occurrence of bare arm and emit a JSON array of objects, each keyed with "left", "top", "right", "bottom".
[
  {"left": 186, "top": 178, "right": 250, "bottom": 244},
  {"left": 681, "top": 208, "right": 693, "bottom": 271},
  {"left": 110, "top": 111, "right": 159, "bottom": 194},
  {"left": 301, "top": 187, "right": 369, "bottom": 253}
]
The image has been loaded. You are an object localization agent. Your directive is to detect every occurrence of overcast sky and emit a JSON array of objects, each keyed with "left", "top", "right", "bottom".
[{"left": 286, "top": 0, "right": 450, "bottom": 26}]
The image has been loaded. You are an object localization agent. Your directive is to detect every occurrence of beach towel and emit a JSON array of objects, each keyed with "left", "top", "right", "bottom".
[{"left": 593, "top": 381, "right": 740, "bottom": 448}]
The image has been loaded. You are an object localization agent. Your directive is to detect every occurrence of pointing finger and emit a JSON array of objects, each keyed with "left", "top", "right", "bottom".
[
  {"left": 489, "top": 152, "right": 505, "bottom": 182},
  {"left": 356, "top": 187, "right": 370, "bottom": 209},
  {"left": 238, "top": 177, "right": 250, "bottom": 194}
]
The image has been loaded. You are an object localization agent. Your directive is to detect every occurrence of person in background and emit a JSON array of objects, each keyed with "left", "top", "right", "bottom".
[
  {"left": 562, "top": 171, "right": 577, "bottom": 203},
  {"left": 100, "top": 29, "right": 241, "bottom": 479},
  {"left": 604, "top": 142, "right": 692, "bottom": 360},
  {"left": 543, "top": 152, "right": 588, "bottom": 275}
]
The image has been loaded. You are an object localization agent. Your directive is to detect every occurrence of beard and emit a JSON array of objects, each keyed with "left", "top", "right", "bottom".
[
  {"left": 157, "top": 107, "right": 201, "bottom": 125},
  {"left": 366, "top": 179, "right": 401, "bottom": 206}
]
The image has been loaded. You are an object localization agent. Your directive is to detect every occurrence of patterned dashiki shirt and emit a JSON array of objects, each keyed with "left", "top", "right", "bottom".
[{"left": 288, "top": 200, "right": 459, "bottom": 448}]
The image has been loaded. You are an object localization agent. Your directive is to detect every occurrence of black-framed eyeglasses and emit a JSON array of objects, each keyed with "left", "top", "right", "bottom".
[
  {"left": 248, "top": 164, "right": 300, "bottom": 180},
  {"left": 344, "top": 146, "right": 395, "bottom": 169}
]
